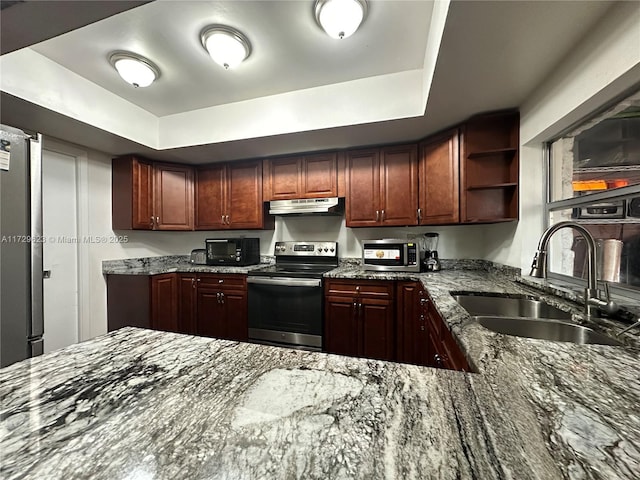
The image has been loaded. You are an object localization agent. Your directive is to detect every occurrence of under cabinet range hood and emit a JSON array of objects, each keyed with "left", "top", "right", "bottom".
[{"left": 269, "top": 197, "right": 344, "bottom": 216}]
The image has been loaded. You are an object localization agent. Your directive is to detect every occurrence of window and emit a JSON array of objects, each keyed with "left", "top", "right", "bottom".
[{"left": 546, "top": 88, "right": 640, "bottom": 297}]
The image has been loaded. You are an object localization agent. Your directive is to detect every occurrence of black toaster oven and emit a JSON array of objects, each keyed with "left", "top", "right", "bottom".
[{"left": 205, "top": 238, "right": 260, "bottom": 266}]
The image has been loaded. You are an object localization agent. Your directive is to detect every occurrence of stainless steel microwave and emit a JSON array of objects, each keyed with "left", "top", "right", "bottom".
[
  {"left": 362, "top": 239, "right": 420, "bottom": 272},
  {"left": 205, "top": 238, "right": 260, "bottom": 266}
]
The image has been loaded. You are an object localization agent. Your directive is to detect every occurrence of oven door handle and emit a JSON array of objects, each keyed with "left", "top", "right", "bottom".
[{"left": 247, "top": 277, "right": 322, "bottom": 287}]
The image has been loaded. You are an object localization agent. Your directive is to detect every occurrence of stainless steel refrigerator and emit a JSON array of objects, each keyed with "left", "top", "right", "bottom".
[{"left": 0, "top": 124, "right": 43, "bottom": 368}]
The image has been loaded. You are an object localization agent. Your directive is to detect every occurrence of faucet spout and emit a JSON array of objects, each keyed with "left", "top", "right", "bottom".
[{"left": 530, "top": 221, "right": 608, "bottom": 318}]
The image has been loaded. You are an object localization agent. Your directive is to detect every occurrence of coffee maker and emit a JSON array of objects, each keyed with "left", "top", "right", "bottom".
[{"left": 421, "top": 233, "right": 441, "bottom": 272}]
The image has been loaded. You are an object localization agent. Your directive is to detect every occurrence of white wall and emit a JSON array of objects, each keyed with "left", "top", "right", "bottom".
[{"left": 484, "top": 0, "right": 640, "bottom": 271}]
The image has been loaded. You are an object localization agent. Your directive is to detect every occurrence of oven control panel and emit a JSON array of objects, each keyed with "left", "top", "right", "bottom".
[{"left": 274, "top": 241, "right": 338, "bottom": 257}]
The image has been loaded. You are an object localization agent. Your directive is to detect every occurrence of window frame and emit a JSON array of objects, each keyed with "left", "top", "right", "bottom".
[{"left": 543, "top": 88, "right": 640, "bottom": 302}]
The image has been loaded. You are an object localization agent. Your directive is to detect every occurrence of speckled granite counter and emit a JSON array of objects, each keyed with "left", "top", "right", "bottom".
[
  {"left": 102, "top": 255, "right": 274, "bottom": 275},
  {"left": 327, "top": 264, "right": 640, "bottom": 479},
  {"left": 12, "top": 257, "right": 640, "bottom": 478},
  {"left": 0, "top": 328, "right": 579, "bottom": 479}
]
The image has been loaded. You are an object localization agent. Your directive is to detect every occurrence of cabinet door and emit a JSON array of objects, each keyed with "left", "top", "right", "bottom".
[
  {"left": 360, "top": 299, "right": 395, "bottom": 361},
  {"left": 396, "top": 282, "right": 422, "bottom": 365},
  {"left": 154, "top": 163, "right": 194, "bottom": 230},
  {"left": 324, "top": 297, "right": 359, "bottom": 356},
  {"left": 196, "top": 287, "right": 225, "bottom": 338},
  {"left": 178, "top": 275, "right": 197, "bottom": 335},
  {"left": 302, "top": 152, "right": 337, "bottom": 198},
  {"left": 221, "top": 289, "right": 248, "bottom": 341},
  {"left": 266, "top": 157, "right": 301, "bottom": 200},
  {"left": 345, "top": 149, "right": 380, "bottom": 227},
  {"left": 195, "top": 165, "right": 226, "bottom": 230},
  {"left": 112, "top": 156, "right": 153, "bottom": 230},
  {"left": 151, "top": 274, "right": 179, "bottom": 332},
  {"left": 227, "top": 160, "right": 264, "bottom": 229},
  {"left": 380, "top": 144, "right": 418, "bottom": 226},
  {"left": 419, "top": 130, "right": 460, "bottom": 225},
  {"left": 132, "top": 158, "right": 154, "bottom": 229}
]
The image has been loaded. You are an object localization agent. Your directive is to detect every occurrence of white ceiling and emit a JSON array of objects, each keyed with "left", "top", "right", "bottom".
[
  {"left": 0, "top": 0, "right": 616, "bottom": 164},
  {"left": 30, "top": 0, "right": 433, "bottom": 116}
]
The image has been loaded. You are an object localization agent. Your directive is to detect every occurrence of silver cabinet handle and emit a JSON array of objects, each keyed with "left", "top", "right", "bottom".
[
  {"left": 216, "top": 292, "right": 221, "bottom": 304},
  {"left": 375, "top": 210, "right": 380, "bottom": 221},
  {"left": 156, "top": 216, "right": 159, "bottom": 225},
  {"left": 381, "top": 210, "right": 385, "bottom": 221},
  {"left": 220, "top": 292, "right": 225, "bottom": 304},
  {"left": 221, "top": 215, "right": 225, "bottom": 224},
  {"left": 417, "top": 208, "right": 422, "bottom": 222},
  {"left": 225, "top": 215, "right": 230, "bottom": 224},
  {"left": 359, "top": 302, "right": 363, "bottom": 315},
  {"left": 150, "top": 216, "right": 154, "bottom": 227},
  {"left": 434, "top": 354, "right": 442, "bottom": 367},
  {"left": 218, "top": 279, "right": 224, "bottom": 283}
]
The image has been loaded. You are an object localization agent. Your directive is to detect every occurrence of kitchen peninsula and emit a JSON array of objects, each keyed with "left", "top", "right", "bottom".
[{"left": 1, "top": 260, "right": 638, "bottom": 479}]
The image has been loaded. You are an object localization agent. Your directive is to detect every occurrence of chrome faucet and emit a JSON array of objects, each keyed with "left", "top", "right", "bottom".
[{"left": 530, "top": 221, "right": 619, "bottom": 318}]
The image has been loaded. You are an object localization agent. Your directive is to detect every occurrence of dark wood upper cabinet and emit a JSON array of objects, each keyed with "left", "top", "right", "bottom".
[
  {"left": 346, "top": 144, "right": 418, "bottom": 227},
  {"left": 419, "top": 129, "right": 460, "bottom": 225},
  {"left": 345, "top": 149, "right": 380, "bottom": 227},
  {"left": 302, "top": 152, "right": 337, "bottom": 197},
  {"left": 112, "top": 156, "right": 153, "bottom": 230},
  {"left": 460, "top": 111, "right": 519, "bottom": 223},
  {"left": 154, "top": 163, "right": 194, "bottom": 230},
  {"left": 112, "top": 156, "right": 194, "bottom": 230},
  {"left": 195, "top": 164, "right": 226, "bottom": 230},
  {"left": 264, "top": 152, "right": 338, "bottom": 201},
  {"left": 227, "top": 161, "right": 264, "bottom": 229},
  {"left": 196, "top": 160, "right": 272, "bottom": 230}
]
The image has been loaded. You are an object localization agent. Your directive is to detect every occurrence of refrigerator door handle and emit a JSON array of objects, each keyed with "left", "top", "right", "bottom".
[{"left": 29, "top": 134, "right": 44, "bottom": 339}]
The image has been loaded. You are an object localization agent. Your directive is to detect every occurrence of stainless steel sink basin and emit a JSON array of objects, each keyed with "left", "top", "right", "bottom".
[
  {"left": 453, "top": 293, "right": 572, "bottom": 320},
  {"left": 476, "top": 316, "right": 623, "bottom": 346}
]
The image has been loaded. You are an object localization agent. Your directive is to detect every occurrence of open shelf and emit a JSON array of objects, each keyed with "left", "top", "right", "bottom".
[
  {"left": 461, "top": 111, "right": 519, "bottom": 223},
  {"left": 467, "top": 148, "right": 517, "bottom": 159},
  {"left": 467, "top": 182, "right": 518, "bottom": 190}
]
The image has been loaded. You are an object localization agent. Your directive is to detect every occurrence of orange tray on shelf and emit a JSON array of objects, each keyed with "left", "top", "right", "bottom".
[{"left": 572, "top": 179, "right": 629, "bottom": 191}]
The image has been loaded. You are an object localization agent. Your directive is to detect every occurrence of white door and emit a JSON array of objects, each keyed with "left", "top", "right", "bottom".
[{"left": 42, "top": 150, "right": 79, "bottom": 353}]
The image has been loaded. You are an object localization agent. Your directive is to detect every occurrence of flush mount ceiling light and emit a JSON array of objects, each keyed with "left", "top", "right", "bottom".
[
  {"left": 109, "top": 52, "right": 159, "bottom": 88},
  {"left": 314, "top": 0, "right": 367, "bottom": 39},
  {"left": 201, "top": 25, "right": 251, "bottom": 69}
]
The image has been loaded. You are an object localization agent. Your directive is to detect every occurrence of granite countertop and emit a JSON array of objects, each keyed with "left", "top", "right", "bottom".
[
  {"left": 0, "top": 328, "right": 582, "bottom": 479},
  {"left": 10, "top": 256, "right": 638, "bottom": 478},
  {"left": 328, "top": 264, "right": 640, "bottom": 479},
  {"left": 102, "top": 255, "right": 274, "bottom": 275}
]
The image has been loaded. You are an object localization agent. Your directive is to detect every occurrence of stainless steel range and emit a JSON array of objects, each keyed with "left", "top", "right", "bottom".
[{"left": 247, "top": 241, "right": 338, "bottom": 351}]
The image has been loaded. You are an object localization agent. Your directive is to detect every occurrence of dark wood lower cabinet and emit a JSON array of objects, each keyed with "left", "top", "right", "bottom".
[
  {"left": 325, "top": 279, "right": 469, "bottom": 371},
  {"left": 195, "top": 275, "right": 248, "bottom": 341},
  {"left": 151, "top": 274, "right": 179, "bottom": 333},
  {"left": 396, "top": 282, "right": 430, "bottom": 366},
  {"left": 324, "top": 280, "right": 395, "bottom": 361},
  {"left": 107, "top": 273, "right": 247, "bottom": 341}
]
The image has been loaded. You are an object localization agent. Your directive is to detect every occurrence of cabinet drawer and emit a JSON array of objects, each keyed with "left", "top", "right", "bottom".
[
  {"left": 197, "top": 274, "right": 246, "bottom": 289},
  {"left": 325, "top": 280, "right": 394, "bottom": 299}
]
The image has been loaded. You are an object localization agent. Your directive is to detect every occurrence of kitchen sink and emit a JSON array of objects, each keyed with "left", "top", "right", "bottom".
[
  {"left": 452, "top": 293, "right": 572, "bottom": 320},
  {"left": 475, "top": 316, "right": 623, "bottom": 346}
]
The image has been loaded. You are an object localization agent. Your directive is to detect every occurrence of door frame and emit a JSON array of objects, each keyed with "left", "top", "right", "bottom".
[{"left": 42, "top": 138, "right": 91, "bottom": 342}]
